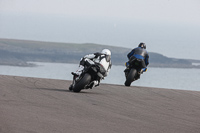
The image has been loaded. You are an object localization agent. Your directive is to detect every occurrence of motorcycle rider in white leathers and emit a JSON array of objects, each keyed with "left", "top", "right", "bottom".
[{"left": 71, "top": 49, "right": 112, "bottom": 87}]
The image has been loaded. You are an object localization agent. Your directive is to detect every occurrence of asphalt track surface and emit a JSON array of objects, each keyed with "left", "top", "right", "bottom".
[{"left": 1, "top": 75, "right": 200, "bottom": 133}]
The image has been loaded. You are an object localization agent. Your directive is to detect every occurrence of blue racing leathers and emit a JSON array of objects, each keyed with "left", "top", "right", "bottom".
[{"left": 127, "top": 47, "right": 149, "bottom": 72}]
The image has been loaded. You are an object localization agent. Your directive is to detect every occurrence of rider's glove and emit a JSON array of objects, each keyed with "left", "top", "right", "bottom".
[
  {"left": 125, "top": 62, "right": 129, "bottom": 67},
  {"left": 142, "top": 68, "right": 147, "bottom": 72}
]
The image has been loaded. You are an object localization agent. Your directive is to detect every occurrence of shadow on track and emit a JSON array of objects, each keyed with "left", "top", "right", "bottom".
[
  {"left": 30, "top": 87, "right": 71, "bottom": 92},
  {"left": 31, "top": 87, "right": 100, "bottom": 94}
]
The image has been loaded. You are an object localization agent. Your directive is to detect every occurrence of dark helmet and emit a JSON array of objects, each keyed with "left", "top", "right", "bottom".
[{"left": 138, "top": 42, "right": 146, "bottom": 49}]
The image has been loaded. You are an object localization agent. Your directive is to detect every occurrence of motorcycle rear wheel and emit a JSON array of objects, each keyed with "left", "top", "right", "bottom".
[
  {"left": 124, "top": 68, "right": 137, "bottom": 86},
  {"left": 73, "top": 73, "right": 91, "bottom": 92}
]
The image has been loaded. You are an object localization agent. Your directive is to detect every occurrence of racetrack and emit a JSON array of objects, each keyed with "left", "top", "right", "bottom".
[{"left": 0, "top": 75, "right": 200, "bottom": 133}]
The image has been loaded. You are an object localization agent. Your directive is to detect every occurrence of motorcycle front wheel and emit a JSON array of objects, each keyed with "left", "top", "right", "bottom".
[
  {"left": 124, "top": 68, "right": 137, "bottom": 86},
  {"left": 73, "top": 73, "right": 91, "bottom": 92}
]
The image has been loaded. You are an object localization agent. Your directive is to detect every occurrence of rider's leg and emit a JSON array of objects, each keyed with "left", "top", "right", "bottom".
[{"left": 72, "top": 58, "right": 85, "bottom": 76}]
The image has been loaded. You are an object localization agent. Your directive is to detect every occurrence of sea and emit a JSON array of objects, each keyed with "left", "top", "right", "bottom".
[{"left": 0, "top": 62, "right": 200, "bottom": 91}]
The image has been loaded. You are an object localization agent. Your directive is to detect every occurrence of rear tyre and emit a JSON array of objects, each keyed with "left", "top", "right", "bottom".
[
  {"left": 73, "top": 73, "right": 91, "bottom": 92},
  {"left": 124, "top": 68, "right": 137, "bottom": 86}
]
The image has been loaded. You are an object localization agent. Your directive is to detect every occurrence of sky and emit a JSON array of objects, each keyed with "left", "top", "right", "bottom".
[{"left": 0, "top": 0, "right": 200, "bottom": 60}]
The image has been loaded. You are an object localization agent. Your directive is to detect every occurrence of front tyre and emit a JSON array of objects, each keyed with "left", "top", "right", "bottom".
[
  {"left": 124, "top": 68, "right": 137, "bottom": 86},
  {"left": 73, "top": 73, "right": 91, "bottom": 92}
]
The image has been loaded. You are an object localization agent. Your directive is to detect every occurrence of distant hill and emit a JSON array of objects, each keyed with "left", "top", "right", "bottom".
[{"left": 0, "top": 38, "right": 199, "bottom": 68}]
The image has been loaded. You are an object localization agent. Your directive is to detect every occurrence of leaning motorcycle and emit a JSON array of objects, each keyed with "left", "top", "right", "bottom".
[
  {"left": 124, "top": 57, "right": 145, "bottom": 86},
  {"left": 69, "top": 59, "right": 105, "bottom": 92}
]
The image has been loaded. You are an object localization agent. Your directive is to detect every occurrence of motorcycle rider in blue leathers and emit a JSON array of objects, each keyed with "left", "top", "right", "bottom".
[{"left": 125, "top": 42, "right": 149, "bottom": 80}]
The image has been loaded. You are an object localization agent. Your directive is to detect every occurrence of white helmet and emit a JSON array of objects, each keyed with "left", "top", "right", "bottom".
[{"left": 101, "top": 49, "right": 111, "bottom": 56}]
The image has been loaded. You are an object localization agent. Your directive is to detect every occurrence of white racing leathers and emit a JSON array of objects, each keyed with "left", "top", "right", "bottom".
[
  {"left": 84, "top": 53, "right": 112, "bottom": 77},
  {"left": 71, "top": 52, "right": 112, "bottom": 89}
]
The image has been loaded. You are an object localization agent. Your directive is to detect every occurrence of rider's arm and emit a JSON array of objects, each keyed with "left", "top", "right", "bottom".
[
  {"left": 145, "top": 53, "right": 149, "bottom": 66},
  {"left": 143, "top": 53, "right": 149, "bottom": 73},
  {"left": 84, "top": 52, "right": 102, "bottom": 59},
  {"left": 127, "top": 49, "right": 135, "bottom": 59},
  {"left": 84, "top": 54, "right": 96, "bottom": 59}
]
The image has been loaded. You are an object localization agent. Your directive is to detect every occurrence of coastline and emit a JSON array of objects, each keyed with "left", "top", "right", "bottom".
[
  {"left": 1, "top": 38, "right": 200, "bottom": 69},
  {"left": 1, "top": 61, "right": 200, "bottom": 69}
]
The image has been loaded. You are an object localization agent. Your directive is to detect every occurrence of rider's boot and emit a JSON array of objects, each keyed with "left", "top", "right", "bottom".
[
  {"left": 93, "top": 80, "right": 99, "bottom": 87},
  {"left": 71, "top": 65, "right": 84, "bottom": 76},
  {"left": 125, "top": 62, "right": 130, "bottom": 68},
  {"left": 88, "top": 80, "right": 99, "bottom": 89}
]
